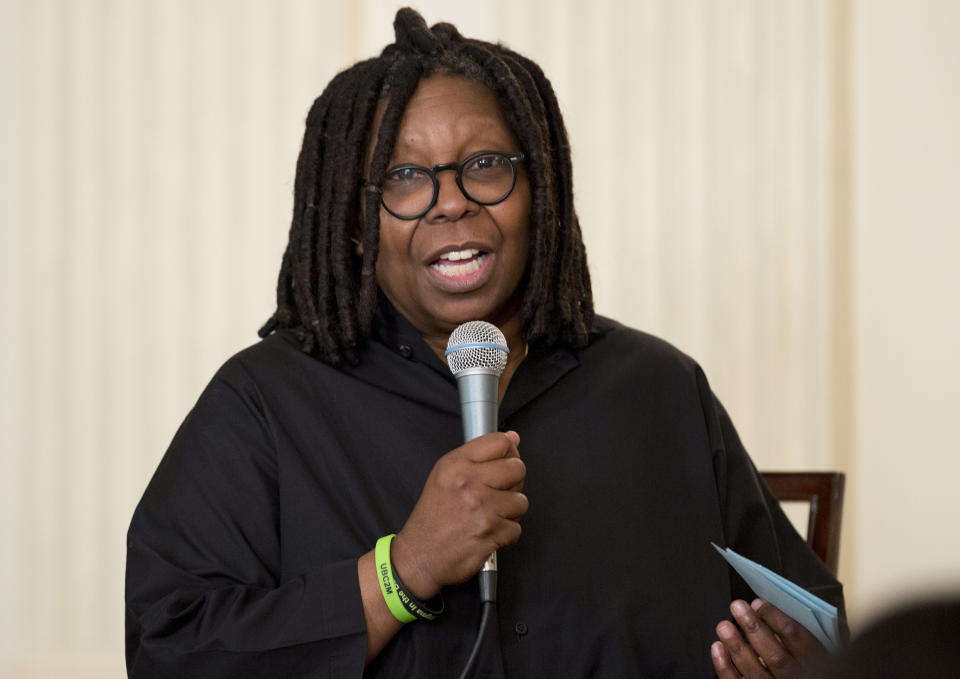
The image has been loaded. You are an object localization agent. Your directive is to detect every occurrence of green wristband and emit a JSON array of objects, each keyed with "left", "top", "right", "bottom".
[{"left": 375, "top": 534, "right": 417, "bottom": 624}]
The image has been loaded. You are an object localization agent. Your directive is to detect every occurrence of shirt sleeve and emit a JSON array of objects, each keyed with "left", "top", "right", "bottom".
[
  {"left": 125, "top": 360, "right": 368, "bottom": 677},
  {"left": 697, "top": 366, "right": 850, "bottom": 638}
]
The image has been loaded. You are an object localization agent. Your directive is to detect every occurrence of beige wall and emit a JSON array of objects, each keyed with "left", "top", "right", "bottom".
[
  {"left": 1, "top": 0, "right": 958, "bottom": 675},
  {"left": 848, "top": 0, "right": 960, "bottom": 619}
]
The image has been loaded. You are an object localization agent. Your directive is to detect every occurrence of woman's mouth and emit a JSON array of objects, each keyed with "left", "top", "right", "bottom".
[
  {"left": 427, "top": 247, "right": 492, "bottom": 291},
  {"left": 430, "top": 248, "right": 488, "bottom": 278}
]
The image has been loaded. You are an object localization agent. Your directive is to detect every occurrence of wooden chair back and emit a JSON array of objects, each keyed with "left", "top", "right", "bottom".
[{"left": 760, "top": 471, "right": 845, "bottom": 575}]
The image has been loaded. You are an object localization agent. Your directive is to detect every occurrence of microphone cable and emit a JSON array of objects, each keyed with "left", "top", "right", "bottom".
[{"left": 457, "top": 570, "right": 498, "bottom": 679}]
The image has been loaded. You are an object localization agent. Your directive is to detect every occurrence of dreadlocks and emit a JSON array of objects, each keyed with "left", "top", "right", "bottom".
[{"left": 259, "top": 7, "right": 594, "bottom": 365}]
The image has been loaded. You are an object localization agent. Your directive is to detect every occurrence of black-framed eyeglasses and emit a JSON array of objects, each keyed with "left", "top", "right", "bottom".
[{"left": 365, "top": 150, "right": 525, "bottom": 220}]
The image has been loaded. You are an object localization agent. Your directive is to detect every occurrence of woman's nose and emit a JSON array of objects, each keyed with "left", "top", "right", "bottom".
[{"left": 426, "top": 171, "right": 478, "bottom": 222}]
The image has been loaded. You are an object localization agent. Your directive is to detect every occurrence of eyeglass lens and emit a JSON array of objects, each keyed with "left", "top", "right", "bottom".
[{"left": 381, "top": 152, "right": 519, "bottom": 219}]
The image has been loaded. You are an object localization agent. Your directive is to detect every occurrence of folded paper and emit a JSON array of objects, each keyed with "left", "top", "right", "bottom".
[{"left": 712, "top": 543, "right": 840, "bottom": 651}]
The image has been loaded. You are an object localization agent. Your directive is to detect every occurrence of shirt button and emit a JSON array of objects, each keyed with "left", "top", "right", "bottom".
[
  {"left": 399, "top": 344, "right": 413, "bottom": 358},
  {"left": 514, "top": 622, "right": 528, "bottom": 638}
]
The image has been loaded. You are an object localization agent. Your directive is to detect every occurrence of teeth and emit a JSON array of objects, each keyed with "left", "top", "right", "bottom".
[
  {"left": 440, "top": 248, "right": 479, "bottom": 262},
  {"left": 431, "top": 254, "right": 485, "bottom": 277}
]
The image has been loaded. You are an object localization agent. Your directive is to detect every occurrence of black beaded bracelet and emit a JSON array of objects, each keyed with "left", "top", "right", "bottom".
[{"left": 390, "top": 563, "right": 445, "bottom": 622}]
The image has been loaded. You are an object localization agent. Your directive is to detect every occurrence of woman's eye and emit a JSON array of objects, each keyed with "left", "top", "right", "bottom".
[
  {"left": 387, "top": 167, "right": 428, "bottom": 183},
  {"left": 464, "top": 154, "right": 512, "bottom": 182},
  {"left": 470, "top": 155, "right": 505, "bottom": 171}
]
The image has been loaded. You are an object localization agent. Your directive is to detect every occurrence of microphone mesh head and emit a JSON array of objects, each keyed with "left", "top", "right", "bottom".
[{"left": 445, "top": 321, "right": 509, "bottom": 377}]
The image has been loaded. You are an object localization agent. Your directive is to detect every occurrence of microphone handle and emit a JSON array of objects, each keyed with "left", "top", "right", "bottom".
[
  {"left": 456, "top": 368, "right": 499, "bottom": 441},
  {"left": 455, "top": 368, "right": 500, "bottom": 593}
]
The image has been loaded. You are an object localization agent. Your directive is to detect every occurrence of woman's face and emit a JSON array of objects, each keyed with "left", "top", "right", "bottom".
[{"left": 371, "top": 74, "right": 531, "bottom": 347}]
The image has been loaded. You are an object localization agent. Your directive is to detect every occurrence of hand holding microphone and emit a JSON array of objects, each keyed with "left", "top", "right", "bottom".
[
  {"left": 391, "top": 322, "right": 527, "bottom": 602},
  {"left": 393, "top": 430, "right": 526, "bottom": 598}
]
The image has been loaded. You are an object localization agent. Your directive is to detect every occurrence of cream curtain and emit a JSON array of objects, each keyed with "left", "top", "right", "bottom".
[{"left": 1, "top": 1, "right": 844, "bottom": 675}]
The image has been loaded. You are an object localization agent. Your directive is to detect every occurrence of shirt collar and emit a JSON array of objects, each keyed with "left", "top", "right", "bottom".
[
  {"left": 372, "top": 293, "right": 453, "bottom": 381},
  {"left": 365, "top": 292, "right": 617, "bottom": 420}
]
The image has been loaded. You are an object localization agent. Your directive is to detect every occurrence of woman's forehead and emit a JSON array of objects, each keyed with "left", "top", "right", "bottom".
[
  {"left": 403, "top": 74, "right": 500, "bottom": 112},
  {"left": 369, "top": 74, "right": 515, "bottom": 161}
]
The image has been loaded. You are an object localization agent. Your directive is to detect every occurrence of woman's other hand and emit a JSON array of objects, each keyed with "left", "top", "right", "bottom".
[{"left": 711, "top": 599, "right": 830, "bottom": 679}]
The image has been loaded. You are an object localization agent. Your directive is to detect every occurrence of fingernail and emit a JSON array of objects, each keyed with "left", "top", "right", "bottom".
[
  {"left": 505, "top": 430, "right": 520, "bottom": 445},
  {"left": 711, "top": 641, "right": 723, "bottom": 660},
  {"left": 731, "top": 600, "right": 752, "bottom": 618},
  {"left": 717, "top": 621, "right": 736, "bottom": 639},
  {"left": 751, "top": 598, "right": 765, "bottom": 611}
]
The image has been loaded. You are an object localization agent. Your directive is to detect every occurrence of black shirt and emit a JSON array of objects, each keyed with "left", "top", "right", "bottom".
[{"left": 125, "top": 308, "right": 845, "bottom": 678}]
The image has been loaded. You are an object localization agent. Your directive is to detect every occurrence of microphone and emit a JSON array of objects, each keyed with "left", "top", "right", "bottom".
[{"left": 445, "top": 321, "right": 509, "bottom": 603}]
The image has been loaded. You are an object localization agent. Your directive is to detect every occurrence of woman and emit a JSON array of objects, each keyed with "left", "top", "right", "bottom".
[{"left": 126, "top": 9, "right": 844, "bottom": 678}]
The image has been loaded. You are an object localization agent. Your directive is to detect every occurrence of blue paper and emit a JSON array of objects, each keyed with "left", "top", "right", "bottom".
[{"left": 712, "top": 543, "right": 840, "bottom": 651}]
